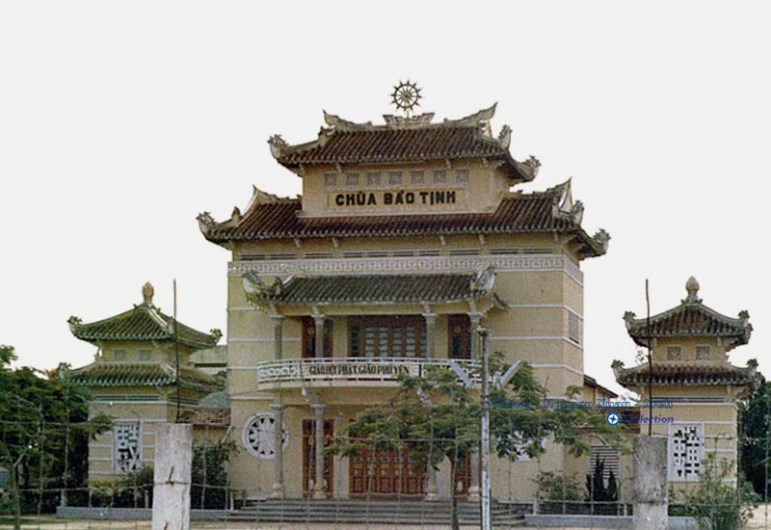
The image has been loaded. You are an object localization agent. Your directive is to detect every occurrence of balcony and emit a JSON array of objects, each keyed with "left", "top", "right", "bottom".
[{"left": 255, "top": 357, "right": 480, "bottom": 390}]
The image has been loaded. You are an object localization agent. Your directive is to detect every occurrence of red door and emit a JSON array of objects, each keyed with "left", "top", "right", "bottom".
[{"left": 349, "top": 447, "right": 426, "bottom": 497}]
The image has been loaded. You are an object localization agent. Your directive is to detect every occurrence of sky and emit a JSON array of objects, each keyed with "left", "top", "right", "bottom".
[{"left": 1, "top": 1, "right": 770, "bottom": 395}]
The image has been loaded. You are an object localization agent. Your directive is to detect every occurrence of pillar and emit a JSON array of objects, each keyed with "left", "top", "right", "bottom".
[
  {"left": 313, "top": 314, "right": 325, "bottom": 358},
  {"left": 467, "top": 449, "right": 480, "bottom": 501},
  {"left": 423, "top": 312, "right": 437, "bottom": 358},
  {"left": 312, "top": 404, "right": 327, "bottom": 499},
  {"left": 425, "top": 465, "right": 439, "bottom": 501},
  {"left": 151, "top": 424, "right": 192, "bottom": 530},
  {"left": 468, "top": 312, "right": 482, "bottom": 360},
  {"left": 271, "top": 314, "right": 284, "bottom": 361},
  {"left": 270, "top": 404, "right": 285, "bottom": 498},
  {"left": 633, "top": 437, "right": 668, "bottom": 529}
]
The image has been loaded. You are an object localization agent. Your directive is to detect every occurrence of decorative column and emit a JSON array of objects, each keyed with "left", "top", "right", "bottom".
[
  {"left": 468, "top": 312, "right": 482, "bottom": 360},
  {"left": 271, "top": 314, "right": 284, "bottom": 361},
  {"left": 467, "top": 449, "right": 481, "bottom": 501},
  {"left": 425, "top": 465, "right": 439, "bottom": 501},
  {"left": 313, "top": 313, "right": 325, "bottom": 359},
  {"left": 422, "top": 312, "right": 438, "bottom": 359},
  {"left": 312, "top": 404, "right": 327, "bottom": 499},
  {"left": 270, "top": 404, "right": 284, "bottom": 498}
]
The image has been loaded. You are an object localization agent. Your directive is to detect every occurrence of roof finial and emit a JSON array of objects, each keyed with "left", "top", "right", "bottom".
[
  {"left": 142, "top": 282, "right": 155, "bottom": 306},
  {"left": 391, "top": 80, "right": 422, "bottom": 117},
  {"left": 685, "top": 276, "right": 701, "bottom": 303}
]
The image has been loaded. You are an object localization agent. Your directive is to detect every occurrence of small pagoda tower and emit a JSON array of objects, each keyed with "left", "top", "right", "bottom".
[
  {"left": 67, "top": 282, "right": 223, "bottom": 482},
  {"left": 612, "top": 277, "right": 757, "bottom": 487}
]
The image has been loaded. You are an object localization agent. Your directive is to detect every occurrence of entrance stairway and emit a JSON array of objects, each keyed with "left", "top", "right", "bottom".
[{"left": 228, "top": 498, "right": 530, "bottom": 526}]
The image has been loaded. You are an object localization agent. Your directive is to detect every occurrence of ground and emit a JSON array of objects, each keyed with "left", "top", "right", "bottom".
[{"left": 5, "top": 505, "right": 771, "bottom": 529}]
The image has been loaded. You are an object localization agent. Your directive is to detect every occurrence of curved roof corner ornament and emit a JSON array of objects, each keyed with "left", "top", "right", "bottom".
[
  {"left": 196, "top": 212, "right": 217, "bottom": 235},
  {"left": 268, "top": 134, "right": 289, "bottom": 159}
]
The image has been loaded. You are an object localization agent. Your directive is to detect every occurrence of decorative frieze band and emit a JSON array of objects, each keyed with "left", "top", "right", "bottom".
[{"left": 229, "top": 254, "right": 583, "bottom": 285}]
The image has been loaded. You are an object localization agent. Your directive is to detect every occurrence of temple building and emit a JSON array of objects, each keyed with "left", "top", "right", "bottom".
[
  {"left": 198, "top": 90, "right": 611, "bottom": 501},
  {"left": 613, "top": 277, "right": 757, "bottom": 487},
  {"left": 66, "top": 282, "right": 223, "bottom": 483}
]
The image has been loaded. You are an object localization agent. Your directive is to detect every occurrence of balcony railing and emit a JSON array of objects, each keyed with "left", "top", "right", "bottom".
[{"left": 255, "top": 357, "right": 480, "bottom": 389}]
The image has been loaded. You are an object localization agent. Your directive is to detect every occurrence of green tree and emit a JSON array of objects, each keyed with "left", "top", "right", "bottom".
[
  {"left": 328, "top": 355, "right": 624, "bottom": 530},
  {"left": 0, "top": 345, "right": 111, "bottom": 529},
  {"left": 585, "top": 456, "right": 619, "bottom": 515},
  {"left": 738, "top": 372, "right": 771, "bottom": 496},
  {"left": 191, "top": 439, "right": 237, "bottom": 509}
]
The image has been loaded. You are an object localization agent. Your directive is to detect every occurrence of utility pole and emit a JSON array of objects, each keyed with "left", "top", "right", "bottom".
[
  {"left": 479, "top": 328, "right": 491, "bottom": 530},
  {"left": 174, "top": 279, "right": 181, "bottom": 423},
  {"left": 477, "top": 328, "right": 522, "bottom": 530}
]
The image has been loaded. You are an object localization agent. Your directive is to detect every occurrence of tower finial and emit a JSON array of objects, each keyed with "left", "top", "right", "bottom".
[
  {"left": 142, "top": 282, "right": 155, "bottom": 306},
  {"left": 685, "top": 276, "right": 701, "bottom": 303}
]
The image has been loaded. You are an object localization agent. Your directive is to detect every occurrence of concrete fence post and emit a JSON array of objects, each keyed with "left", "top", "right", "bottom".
[
  {"left": 152, "top": 423, "right": 193, "bottom": 530},
  {"left": 633, "top": 436, "right": 669, "bottom": 530}
]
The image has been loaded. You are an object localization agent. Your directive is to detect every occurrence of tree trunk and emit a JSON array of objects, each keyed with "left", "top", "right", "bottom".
[
  {"left": 11, "top": 463, "right": 22, "bottom": 530},
  {"left": 450, "top": 456, "right": 460, "bottom": 530}
]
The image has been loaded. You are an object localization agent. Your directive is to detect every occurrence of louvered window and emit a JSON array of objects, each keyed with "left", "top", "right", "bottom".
[
  {"left": 589, "top": 445, "right": 620, "bottom": 479},
  {"left": 568, "top": 312, "right": 581, "bottom": 345}
]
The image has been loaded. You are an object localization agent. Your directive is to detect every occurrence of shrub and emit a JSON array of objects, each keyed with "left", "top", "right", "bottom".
[
  {"left": 535, "top": 471, "right": 585, "bottom": 514},
  {"left": 678, "top": 455, "right": 759, "bottom": 530}
]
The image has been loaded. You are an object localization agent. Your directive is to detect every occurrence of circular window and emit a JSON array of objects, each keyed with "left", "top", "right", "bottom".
[{"left": 242, "top": 413, "right": 289, "bottom": 459}]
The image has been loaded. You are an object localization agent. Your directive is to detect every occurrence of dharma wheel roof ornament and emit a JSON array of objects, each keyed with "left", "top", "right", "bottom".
[{"left": 391, "top": 80, "right": 422, "bottom": 115}]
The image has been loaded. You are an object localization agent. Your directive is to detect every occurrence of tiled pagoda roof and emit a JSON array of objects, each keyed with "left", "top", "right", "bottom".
[
  {"left": 624, "top": 277, "right": 751, "bottom": 349},
  {"left": 244, "top": 273, "right": 494, "bottom": 306},
  {"left": 66, "top": 362, "right": 223, "bottom": 393},
  {"left": 199, "top": 183, "right": 610, "bottom": 259},
  {"left": 612, "top": 361, "right": 759, "bottom": 388},
  {"left": 68, "top": 283, "right": 221, "bottom": 350},
  {"left": 269, "top": 105, "right": 537, "bottom": 183}
]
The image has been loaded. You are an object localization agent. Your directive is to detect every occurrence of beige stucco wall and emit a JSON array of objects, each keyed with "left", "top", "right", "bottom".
[{"left": 224, "top": 221, "right": 589, "bottom": 500}]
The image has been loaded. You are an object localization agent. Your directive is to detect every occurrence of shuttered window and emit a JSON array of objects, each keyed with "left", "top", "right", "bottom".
[
  {"left": 349, "top": 316, "right": 426, "bottom": 359},
  {"left": 589, "top": 445, "right": 620, "bottom": 479},
  {"left": 568, "top": 311, "right": 581, "bottom": 345}
]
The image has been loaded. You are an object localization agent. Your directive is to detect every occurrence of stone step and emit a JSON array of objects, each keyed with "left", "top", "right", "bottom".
[{"left": 231, "top": 499, "right": 529, "bottom": 525}]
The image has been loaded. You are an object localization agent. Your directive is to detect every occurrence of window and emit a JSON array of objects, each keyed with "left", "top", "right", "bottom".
[
  {"left": 669, "top": 424, "right": 703, "bottom": 481},
  {"left": 589, "top": 445, "right": 621, "bottom": 479},
  {"left": 568, "top": 312, "right": 581, "bottom": 345},
  {"left": 114, "top": 349, "right": 127, "bottom": 361},
  {"left": 138, "top": 349, "right": 151, "bottom": 361},
  {"left": 695, "top": 346, "right": 711, "bottom": 361},
  {"left": 349, "top": 316, "right": 426, "bottom": 359},
  {"left": 448, "top": 315, "right": 472, "bottom": 359},
  {"left": 666, "top": 346, "right": 682, "bottom": 361},
  {"left": 454, "top": 169, "right": 470, "bottom": 185},
  {"left": 324, "top": 173, "right": 337, "bottom": 188},
  {"left": 410, "top": 170, "right": 425, "bottom": 185},
  {"left": 367, "top": 172, "right": 381, "bottom": 186},
  {"left": 345, "top": 173, "right": 359, "bottom": 187},
  {"left": 113, "top": 422, "right": 142, "bottom": 472},
  {"left": 388, "top": 171, "right": 403, "bottom": 185},
  {"left": 302, "top": 317, "right": 333, "bottom": 358},
  {"left": 432, "top": 170, "right": 447, "bottom": 184}
]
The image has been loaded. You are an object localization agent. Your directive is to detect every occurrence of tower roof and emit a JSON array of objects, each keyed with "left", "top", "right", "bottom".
[
  {"left": 198, "top": 181, "right": 610, "bottom": 259},
  {"left": 612, "top": 360, "right": 759, "bottom": 388},
  {"left": 623, "top": 277, "right": 751, "bottom": 350},
  {"left": 268, "top": 104, "right": 539, "bottom": 184},
  {"left": 68, "top": 282, "right": 222, "bottom": 350}
]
